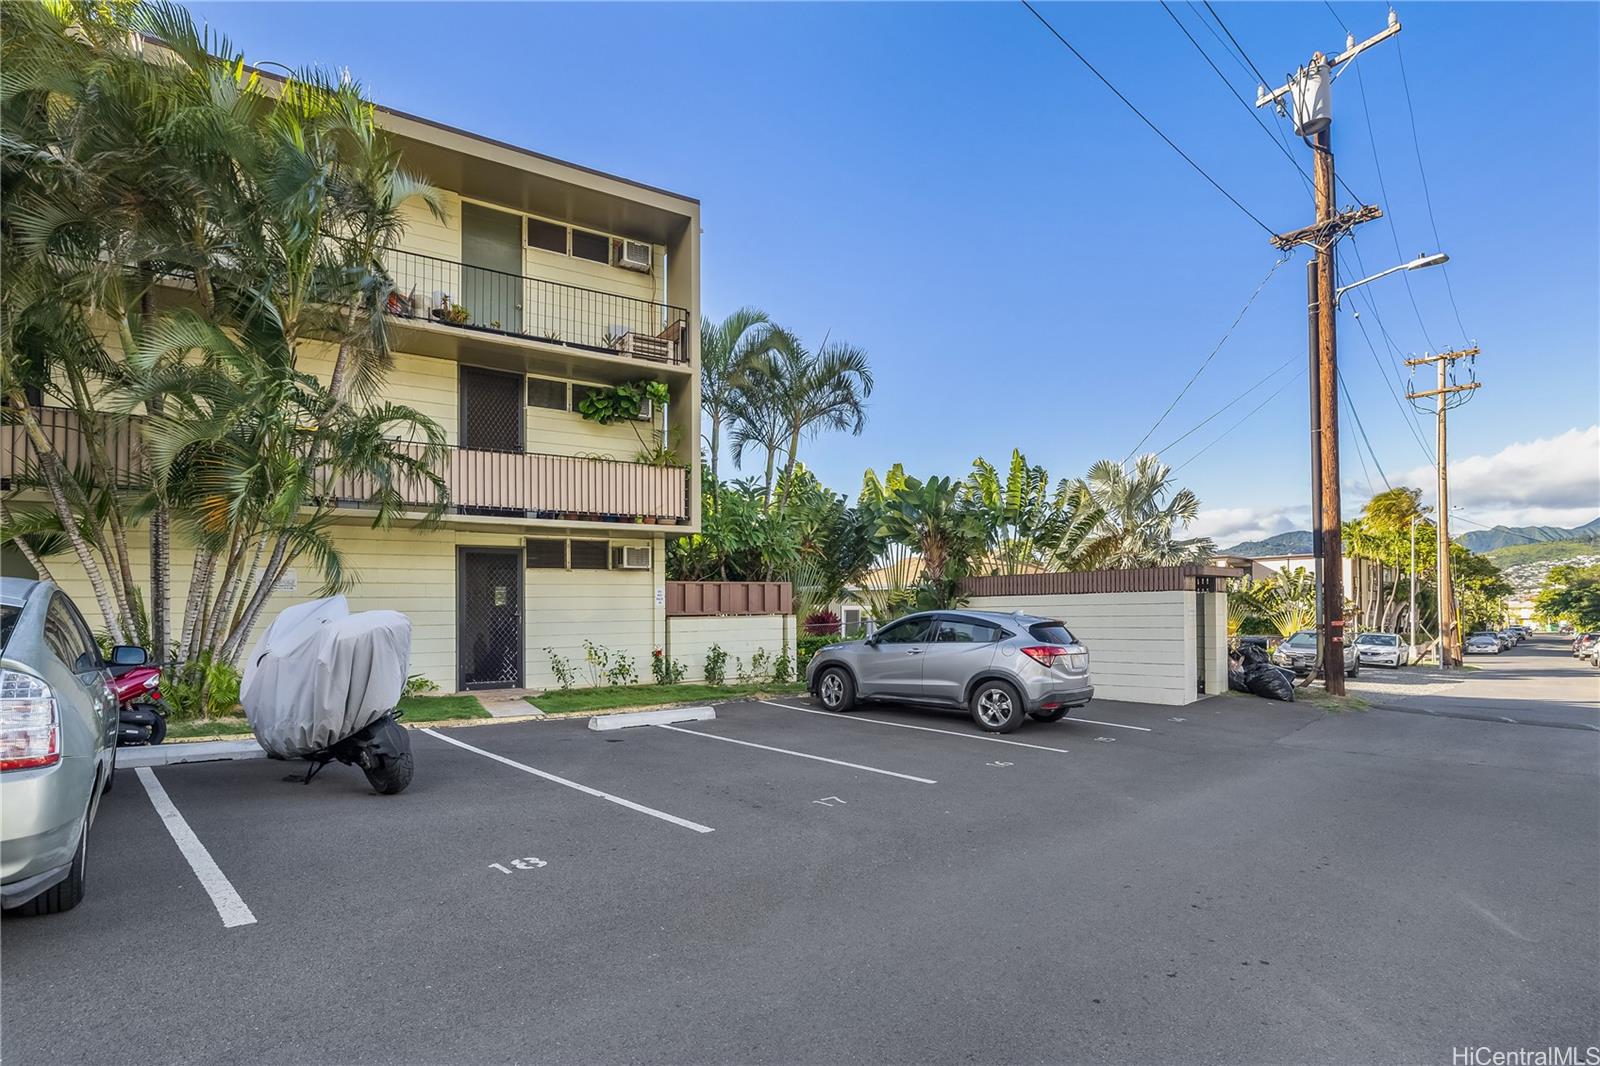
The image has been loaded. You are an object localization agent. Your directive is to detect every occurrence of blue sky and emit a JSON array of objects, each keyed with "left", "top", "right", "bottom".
[{"left": 188, "top": 1, "right": 1600, "bottom": 544}]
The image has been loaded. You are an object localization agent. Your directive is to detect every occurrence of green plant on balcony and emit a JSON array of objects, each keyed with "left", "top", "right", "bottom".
[{"left": 576, "top": 379, "right": 669, "bottom": 425}]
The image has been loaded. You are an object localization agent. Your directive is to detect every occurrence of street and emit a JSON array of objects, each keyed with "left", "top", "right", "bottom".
[{"left": 4, "top": 640, "right": 1596, "bottom": 1065}]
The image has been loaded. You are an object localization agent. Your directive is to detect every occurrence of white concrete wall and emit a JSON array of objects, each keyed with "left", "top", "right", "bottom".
[
  {"left": 964, "top": 590, "right": 1201, "bottom": 706},
  {"left": 664, "top": 615, "right": 794, "bottom": 684},
  {"left": 1200, "top": 590, "right": 1228, "bottom": 696}
]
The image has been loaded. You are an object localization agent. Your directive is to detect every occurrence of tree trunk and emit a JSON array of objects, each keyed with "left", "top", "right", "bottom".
[
  {"left": 708, "top": 405, "right": 721, "bottom": 509},
  {"left": 7, "top": 397, "right": 127, "bottom": 644},
  {"left": 223, "top": 542, "right": 296, "bottom": 667},
  {"left": 220, "top": 534, "right": 289, "bottom": 665},
  {"left": 776, "top": 426, "right": 803, "bottom": 513},
  {"left": 178, "top": 547, "right": 217, "bottom": 663}
]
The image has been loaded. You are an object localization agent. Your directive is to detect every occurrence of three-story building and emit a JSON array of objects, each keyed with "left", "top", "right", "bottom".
[{"left": 11, "top": 100, "right": 702, "bottom": 694}]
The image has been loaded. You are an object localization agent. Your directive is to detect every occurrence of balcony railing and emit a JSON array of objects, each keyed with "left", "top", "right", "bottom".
[
  {"left": 382, "top": 248, "right": 691, "bottom": 366},
  {"left": 3, "top": 407, "right": 689, "bottom": 524}
]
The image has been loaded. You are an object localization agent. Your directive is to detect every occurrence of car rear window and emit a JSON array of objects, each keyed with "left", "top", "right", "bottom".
[
  {"left": 0, "top": 605, "right": 18, "bottom": 653},
  {"left": 1027, "top": 621, "right": 1075, "bottom": 645}
]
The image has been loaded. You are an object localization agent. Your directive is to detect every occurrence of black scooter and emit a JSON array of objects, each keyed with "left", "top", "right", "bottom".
[{"left": 282, "top": 711, "right": 414, "bottom": 794}]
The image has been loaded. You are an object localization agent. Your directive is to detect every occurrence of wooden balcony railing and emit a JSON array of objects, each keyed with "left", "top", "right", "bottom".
[{"left": 3, "top": 407, "right": 689, "bottom": 524}]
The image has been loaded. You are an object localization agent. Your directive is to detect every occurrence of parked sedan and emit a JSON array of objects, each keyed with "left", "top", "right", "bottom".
[
  {"left": 806, "top": 610, "right": 1093, "bottom": 733},
  {"left": 1571, "top": 633, "right": 1597, "bottom": 658},
  {"left": 1465, "top": 633, "right": 1502, "bottom": 655},
  {"left": 1, "top": 579, "right": 121, "bottom": 915},
  {"left": 1353, "top": 632, "right": 1407, "bottom": 668},
  {"left": 1272, "top": 630, "right": 1360, "bottom": 678}
]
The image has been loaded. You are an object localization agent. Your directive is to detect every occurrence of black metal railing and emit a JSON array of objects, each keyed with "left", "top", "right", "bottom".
[
  {"left": 382, "top": 248, "right": 691, "bottom": 366},
  {"left": 5, "top": 407, "right": 689, "bottom": 523}
]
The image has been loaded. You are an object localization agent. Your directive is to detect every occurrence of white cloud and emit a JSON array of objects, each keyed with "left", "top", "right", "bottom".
[
  {"left": 1396, "top": 425, "right": 1600, "bottom": 525},
  {"left": 1188, "top": 504, "right": 1310, "bottom": 545},
  {"left": 1191, "top": 426, "right": 1600, "bottom": 545}
]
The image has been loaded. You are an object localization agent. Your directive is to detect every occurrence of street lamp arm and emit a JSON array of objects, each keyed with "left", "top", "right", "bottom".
[{"left": 1335, "top": 252, "right": 1450, "bottom": 307}]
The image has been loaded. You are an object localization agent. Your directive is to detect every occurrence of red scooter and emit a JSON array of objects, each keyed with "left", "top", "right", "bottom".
[{"left": 108, "top": 646, "right": 170, "bottom": 746}]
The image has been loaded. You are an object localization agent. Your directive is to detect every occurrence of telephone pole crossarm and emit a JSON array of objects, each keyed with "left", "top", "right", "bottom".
[
  {"left": 1271, "top": 204, "right": 1383, "bottom": 251},
  {"left": 1255, "top": 11, "right": 1402, "bottom": 109}
]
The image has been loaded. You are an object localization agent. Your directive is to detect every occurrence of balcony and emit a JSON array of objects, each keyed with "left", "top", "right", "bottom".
[
  {"left": 382, "top": 248, "right": 691, "bottom": 368},
  {"left": 3, "top": 407, "right": 689, "bottom": 525}
]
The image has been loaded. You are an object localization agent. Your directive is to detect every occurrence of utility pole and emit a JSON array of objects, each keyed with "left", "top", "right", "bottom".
[
  {"left": 1406, "top": 346, "right": 1481, "bottom": 667},
  {"left": 1257, "top": 12, "right": 1400, "bottom": 695}
]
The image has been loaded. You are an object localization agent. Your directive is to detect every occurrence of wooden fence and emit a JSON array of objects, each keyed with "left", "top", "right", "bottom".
[{"left": 665, "top": 581, "right": 793, "bottom": 617}]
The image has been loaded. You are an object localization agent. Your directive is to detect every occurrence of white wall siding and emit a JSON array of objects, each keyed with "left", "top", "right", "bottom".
[
  {"left": 964, "top": 590, "right": 1201, "bottom": 706},
  {"left": 664, "top": 615, "right": 792, "bottom": 683},
  {"left": 43, "top": 524, "right": 670, "bottom": 695}
]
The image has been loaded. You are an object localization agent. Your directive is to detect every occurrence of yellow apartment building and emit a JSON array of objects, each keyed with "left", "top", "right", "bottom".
[{"left": 8, "top": 101, "right": 702, "bottom": 693}]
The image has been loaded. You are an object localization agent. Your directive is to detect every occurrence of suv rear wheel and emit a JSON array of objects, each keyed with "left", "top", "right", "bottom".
[
  {"left": 816, "top": 667, "right": 856, "bottom": 713},
  {"left": 969, "top": 680, "right": 1025, "bottom": 733}
]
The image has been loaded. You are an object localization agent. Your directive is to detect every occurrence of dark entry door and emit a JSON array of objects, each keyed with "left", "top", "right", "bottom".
[
  {"left": 459, "top": 366, "right": 524, "bottom": 452},
  {"left": 461, "top": 202, "right": 522, "bottom": 334},
  {"left": 458, "top": 548, "right": 522, "bottom": 690}
]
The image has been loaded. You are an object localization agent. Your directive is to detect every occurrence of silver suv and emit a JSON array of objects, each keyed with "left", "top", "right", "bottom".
[{"left": 805, "top": 610, "right": 1093, "bottom": 733}]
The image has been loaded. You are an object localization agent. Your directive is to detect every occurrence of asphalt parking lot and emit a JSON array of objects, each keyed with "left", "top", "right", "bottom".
[{"left": 4, "top": 681, "right": 1597, "bottom": 1065}]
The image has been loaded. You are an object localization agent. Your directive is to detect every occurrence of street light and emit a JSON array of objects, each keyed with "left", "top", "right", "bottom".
[{"left": 1335, "top": 252, "right": 1450, "bottom": 307}]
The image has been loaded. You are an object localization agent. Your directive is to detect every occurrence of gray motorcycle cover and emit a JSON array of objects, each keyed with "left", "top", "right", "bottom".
[{"left": 241, "top": 596, "right": 412, "bottom": 758}]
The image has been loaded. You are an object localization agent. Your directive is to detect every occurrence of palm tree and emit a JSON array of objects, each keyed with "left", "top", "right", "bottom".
[
  {"left": 744, "top": 331, "right": 873, "bottom": 513},
  {"left": 1069, "top": 454, "right": 1213, "bottom": 569},
  {"left": 699, "top": 308, "right": 778, "bottom": 503}
]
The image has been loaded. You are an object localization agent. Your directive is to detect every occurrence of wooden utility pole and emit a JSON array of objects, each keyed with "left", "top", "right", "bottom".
[
  {"left": 1406, "top": 347, "right": 1481, "bottom": 667},
  {"left": 1257, "top": 13, "right": 1400, "bottom": 694}
]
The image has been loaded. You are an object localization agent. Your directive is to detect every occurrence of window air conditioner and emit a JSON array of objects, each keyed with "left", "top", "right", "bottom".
[
  {"left": 617, "top": 240, "right": 652, "bottom": 273},
  {"left": 611, "top": 545, "right": 652, "bottom": 570}
]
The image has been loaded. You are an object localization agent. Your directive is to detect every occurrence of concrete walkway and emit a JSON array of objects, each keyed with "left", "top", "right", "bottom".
[{"left": 473, "top": 690, "right": 546, "bottom": 718}]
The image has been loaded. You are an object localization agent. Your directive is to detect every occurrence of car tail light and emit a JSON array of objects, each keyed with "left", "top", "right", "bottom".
[
  {"left": 1, "top": 669, "right": 60, "bottom": 771},
  {"left": 1020, "top": 645, "right": 1067, "bottom": 667}
]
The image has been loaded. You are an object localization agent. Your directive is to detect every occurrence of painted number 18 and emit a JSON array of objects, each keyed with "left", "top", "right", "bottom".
[{"left": 489, "top": 857, "right": 547, "bottom": 873}]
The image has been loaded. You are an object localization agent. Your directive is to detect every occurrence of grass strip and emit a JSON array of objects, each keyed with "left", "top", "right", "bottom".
[
  {"left": 533, "top": 682, "right": 807, "bottom": 715},
  {"left": 163, "top": 694, "right": 489, "bottom": 740}
]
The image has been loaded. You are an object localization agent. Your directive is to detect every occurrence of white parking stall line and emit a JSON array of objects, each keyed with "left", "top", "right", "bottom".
[
  {"left": 1057, "top": 715, "right": 1152, "bottom": 733},
  {"left": 654, "top": 724, "right": 937, "bottom": 784},
  {"left": 135, "top": 768, "right": 256, "bottom": 929},
  {"left": 420, "top": 728, "right": 714, "bottom": 834},
  {"left": 759, "top": 700, "right": 1070, "bottom": 754}
]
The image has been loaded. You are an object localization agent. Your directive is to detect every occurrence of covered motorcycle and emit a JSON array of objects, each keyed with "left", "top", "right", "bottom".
[{"left": 241, "top": 596, "right": 415, "bottom": 793}]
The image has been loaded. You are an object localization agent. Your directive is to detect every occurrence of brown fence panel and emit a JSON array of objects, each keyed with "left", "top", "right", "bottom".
[
  {"left": 665, "top": 581, "right": 793, "bottom": 617},
  {"left": 959, "top": 564, "right": 1244, "bottom": 598}
]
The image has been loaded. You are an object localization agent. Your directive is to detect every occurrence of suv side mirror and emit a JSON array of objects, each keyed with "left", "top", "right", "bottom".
[{"left": 109, "top": 645, "right": 149, "bottom": 667}]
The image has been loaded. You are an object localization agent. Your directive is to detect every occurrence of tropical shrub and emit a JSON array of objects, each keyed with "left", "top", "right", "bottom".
[
  {"left": 704, "top": 643, "right": 728, "bottom": 686},
  {"left": 803, "top": 610, "right": 840, "bottom": 635}
]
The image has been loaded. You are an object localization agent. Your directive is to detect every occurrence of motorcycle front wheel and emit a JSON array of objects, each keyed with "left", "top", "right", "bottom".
[{"left": 359, "top": 716, "right": 413, "bottom": 795}]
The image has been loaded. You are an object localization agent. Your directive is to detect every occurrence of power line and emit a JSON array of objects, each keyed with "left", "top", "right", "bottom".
[
  {"left": 1018, "top": 0, "right": 1279, "bottom": 237},
  {"left": 1349, "top": 37, "right": 1439, "bottom": 351},
  {"left": 1160, "top": 2, "right": 1315, "bottom": 192},
  {"left": 1153, "top": 352, "right": 1298, "bottom": 455},
  {"left": 1343, "top": 284, "right": 1438, "bottom": 466},
  {"left": 1173, "top": 367, "right": 1306, "bottom": 471},
  {"left": 1202, "top": 1, "right": 1369, "bottom": 207},
  {"left": 1395, "top": 33, "right": 1471, "bottom": 342},
  {"left": 1337, "top": 367, "right": 1392, "bottom": 491},
  {"left": 1201, "top": 1, "right": 1277, "bottom": 106},
  {"left": 1122, "top": 255, "right": 1288, "bottom": 462}
]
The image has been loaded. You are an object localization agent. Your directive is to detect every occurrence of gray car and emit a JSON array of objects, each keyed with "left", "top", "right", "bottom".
[
  {"left": 1, "top": 578, "right": 119, "bottom": 915},
  {"left": 805, "top": 610, "right": 1093, "bottom": 733},
  {"left": 1272, "top": 629, "right": 1360, "bottom": 677}
]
